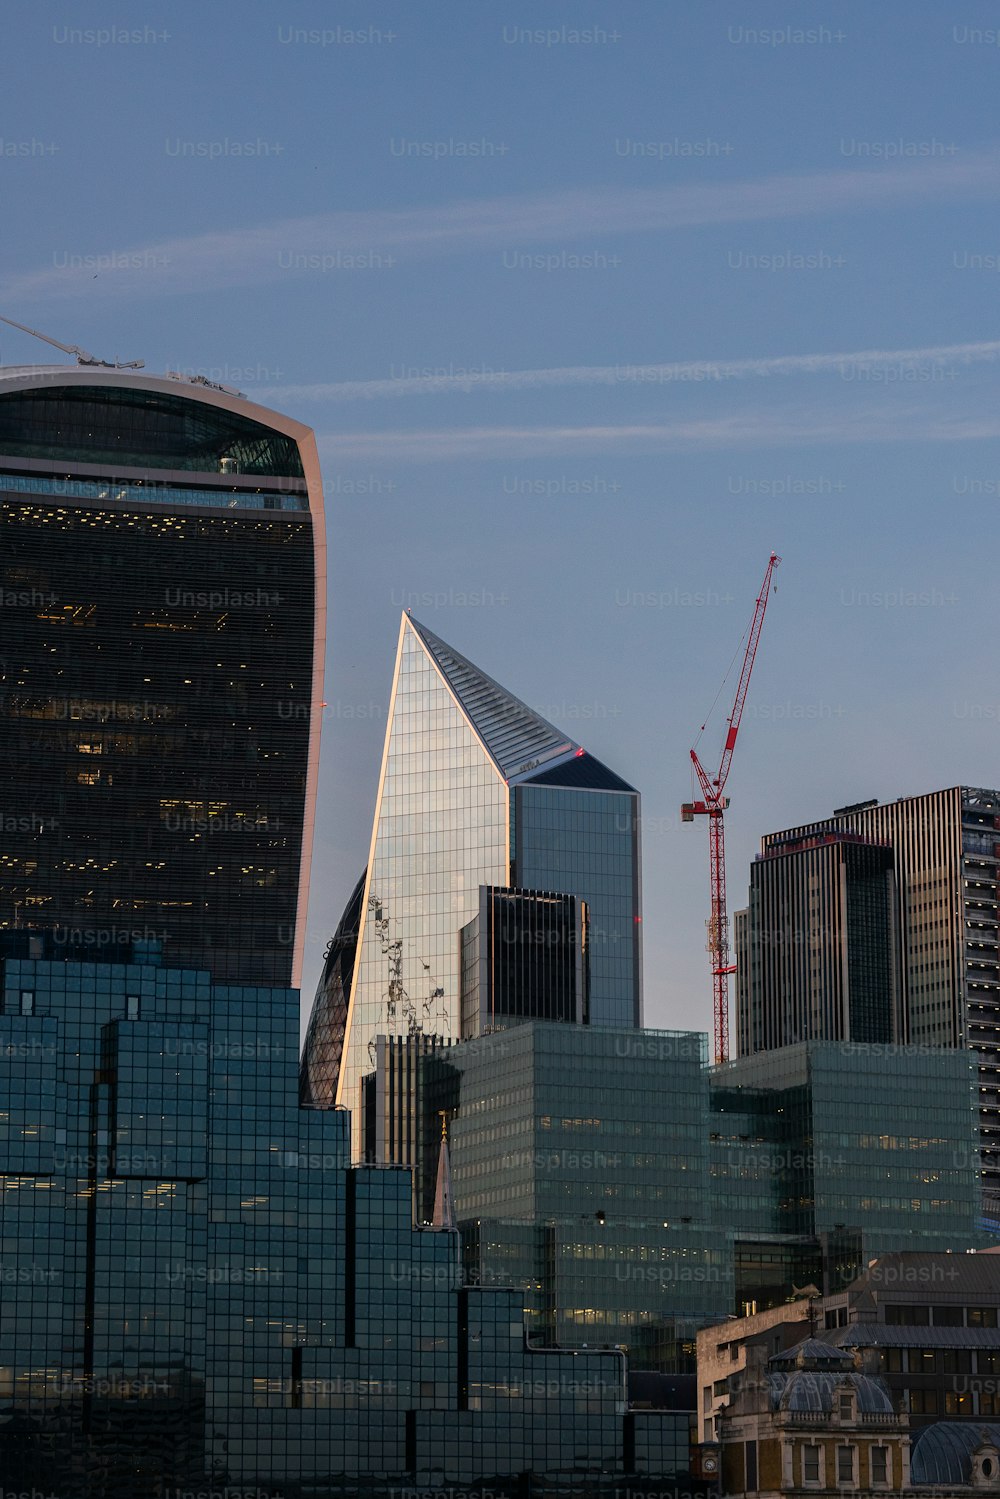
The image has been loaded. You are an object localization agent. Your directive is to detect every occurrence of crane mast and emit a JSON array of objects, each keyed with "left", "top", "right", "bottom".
[
  {"left": 682, "top": 552, "right": 781, "bottom": 1064},
  {"left": 0, "top": 313, "right": 143, "bottom": 369}
]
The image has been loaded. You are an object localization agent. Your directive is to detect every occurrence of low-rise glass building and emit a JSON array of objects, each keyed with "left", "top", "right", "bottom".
[
  {"left": 0, "top": 953, "right": 688, "bottom": 1496},
  {"left": 711, "top": 1042, "right": 983, "bottom": 1258},
  {"left": 428, "top": 1028, "right": 986, "bottom": 1373}
]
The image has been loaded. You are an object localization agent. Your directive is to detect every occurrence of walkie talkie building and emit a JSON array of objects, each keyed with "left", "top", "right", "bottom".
[{"left": 0, "top": 363, "right": 325, "bottom": 986}]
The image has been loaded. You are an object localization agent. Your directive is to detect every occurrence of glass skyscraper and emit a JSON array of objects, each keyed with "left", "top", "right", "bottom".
[
  {"left": 0, "top": 363, "right": 325, "bottom": 986},
  {"left": 303, "top": 613, "right": 641, "bottom": 1143}
]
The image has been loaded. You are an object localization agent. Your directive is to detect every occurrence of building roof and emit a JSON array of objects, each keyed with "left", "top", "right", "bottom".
[
  {"left": 407, "top": 614, "right": 577, "bottom": 780},
  {"left": 911, "top": 1422, "right": 1000, "bottom": 1485},
  {"left": 407, "top": 615, "right": 636, "bottom": 790},
  {"left": 0, "top": 362, "right": 312, "bottom": 441},
  {"left": 831, "top": 1325, "right": 1000, "bottom": 1350},
  {"left": 845, "top": 1251, "right": 1000, "bottom": 1299},
  {"left": 766, "top": 1336, "right": 894, "bottom": 1417},
  {"left": 769, "top": 1369, "right": 895, "bottom": 1416},
  {"left": 770, "top": 1338, "right": 856, "bottom": 1371}
]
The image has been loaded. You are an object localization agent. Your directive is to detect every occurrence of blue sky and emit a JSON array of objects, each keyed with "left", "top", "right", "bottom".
[{"left": 4, "top": 2, "right": 1000, "bottom": 1035}]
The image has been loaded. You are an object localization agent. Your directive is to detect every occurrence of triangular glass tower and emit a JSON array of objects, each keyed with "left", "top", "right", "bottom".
[{"left": 306, "top": 614, "right": 642, "bottom": 1149}]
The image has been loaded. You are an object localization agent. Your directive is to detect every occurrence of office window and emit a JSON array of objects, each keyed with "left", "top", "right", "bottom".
[
  {"left": 886, "top": 1304, "right": 930, "bottom": 1326},
  {"left": 871, "top": 1446, "right": 889, "bottom": 1485},
  {"left": 803, "top": 1445, "right": 821, "bottom": 1483},
  {"left": 837, "top": 1445, "right": 855, "bottom": 1484},
  {"left": 885, "top": 1349, "right": 903, "bottom": 1373},
  {"left": 20, "top": 990, "right": 33, "bottom": 1015}
]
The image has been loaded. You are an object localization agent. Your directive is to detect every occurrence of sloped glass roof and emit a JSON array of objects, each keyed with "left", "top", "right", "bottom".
[{"left": 407, "top": 615, "right": 577, "bottom": 780}]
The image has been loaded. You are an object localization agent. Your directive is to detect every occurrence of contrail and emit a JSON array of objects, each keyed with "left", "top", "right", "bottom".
[{"left": 263, "top": 340, "right": 1000, "bottom": 404}]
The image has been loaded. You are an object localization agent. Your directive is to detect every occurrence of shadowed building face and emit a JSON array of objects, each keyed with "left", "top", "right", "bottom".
[{"left": 0, "top": 367, "right": 325, "bottom": 987}]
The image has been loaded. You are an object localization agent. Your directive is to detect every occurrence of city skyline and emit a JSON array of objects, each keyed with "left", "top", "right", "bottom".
[{"left": 2, "top": 2, "right": 998, "bottom": 1040}]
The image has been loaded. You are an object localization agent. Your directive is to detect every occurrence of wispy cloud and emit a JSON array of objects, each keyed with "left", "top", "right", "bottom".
[
  {"left": 4, "top": 150, "right": 1000, "bottom": 304},
  {"left": 319, "top": 405, "right": 1000, "bottom": 463},
  {"left": 264, "top": 339, "right": 1000, "bottom": 404}
]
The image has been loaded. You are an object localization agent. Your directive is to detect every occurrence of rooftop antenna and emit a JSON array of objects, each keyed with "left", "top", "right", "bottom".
[{"left": 0, "top": 313, "right": 144, "bottom": 369}]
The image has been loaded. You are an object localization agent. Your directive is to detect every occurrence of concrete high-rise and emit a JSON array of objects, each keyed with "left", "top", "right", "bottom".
[
  {"left": 302, "top": 613, "right": 641, "bottom": 1142},
  {"left": 0, "top": 362, "right": 325, "bottom": 985},
  {"left": 747, "top": 788, "right": 1000, "bottom": 1213}
]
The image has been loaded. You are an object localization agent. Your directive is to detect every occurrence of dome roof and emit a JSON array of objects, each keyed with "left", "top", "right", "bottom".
[
  {"left": 773, "top": 1370, "right": 895, "bottom": 1416},
  {"left": 767, "top": 1338, "right": 894, "bottom": 1417},
  {"left": 911, "top": 1423, "right": 1000, "bottom": 1486}
]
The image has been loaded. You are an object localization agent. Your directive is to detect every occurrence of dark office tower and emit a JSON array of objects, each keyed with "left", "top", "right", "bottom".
[
  {"left": 460, "top": 885, "right": 589, "bottom": 1037},
  {"left": 734, "top": 831, "right": 897, "bottom": 1055},
  {"left": 0, "top": 363, "right": 325, "bottom": 986},
  {"left": 757, "top": 787, "right": 1000, "bottom": 1212},
  {"left": 303, "top": 613, "right": 641, "bottom": 1144}
]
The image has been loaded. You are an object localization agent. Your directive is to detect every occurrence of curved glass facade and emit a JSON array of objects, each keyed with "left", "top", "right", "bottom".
[
  {"left": 0, "top": 383, "right": 305, "bottom": 475},
  {"left": 300, "top": 869, "right": 365, "bottom": 1106},
  {"left": 0, "top": 371, "right": 323, "bottom": 987},
  {"left": 0, "top": 471, "right": 306, "bottom": 510}
]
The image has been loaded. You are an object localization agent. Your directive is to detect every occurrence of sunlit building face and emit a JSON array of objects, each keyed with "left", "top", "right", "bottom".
[{"left": 0, "top": 367, "right": 325, "bottom": 987}]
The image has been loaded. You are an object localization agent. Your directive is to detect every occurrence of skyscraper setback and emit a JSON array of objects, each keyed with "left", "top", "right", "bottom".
[{"left": 0, "top": 364, "right": 325, "bottom": 985}]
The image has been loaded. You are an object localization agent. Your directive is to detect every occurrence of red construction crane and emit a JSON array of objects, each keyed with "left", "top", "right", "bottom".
[{"left": 682, "top": 552, "right": 781, "bottom": 1065}]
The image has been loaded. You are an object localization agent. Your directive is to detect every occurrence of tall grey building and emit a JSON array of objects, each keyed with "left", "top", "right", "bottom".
[
  {"left": 746, "top": 787, "right": 1000, "bottom": 1212},
  {"left": 734, "top": 830, "right": 898, "bottom": 1054}
]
